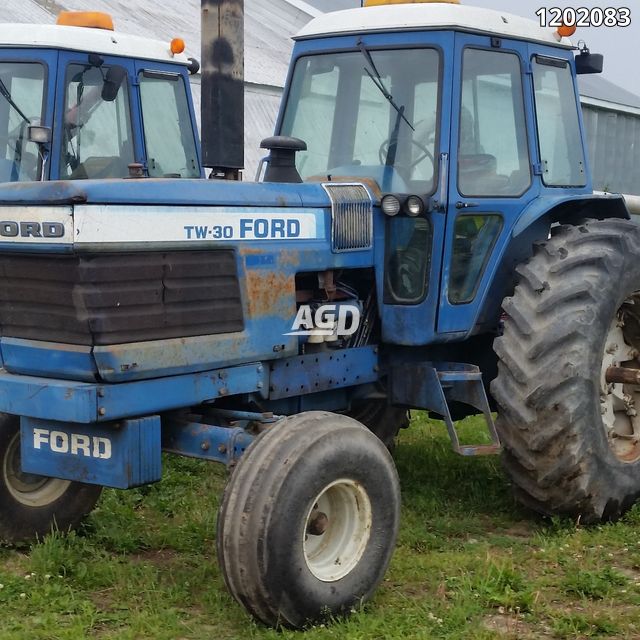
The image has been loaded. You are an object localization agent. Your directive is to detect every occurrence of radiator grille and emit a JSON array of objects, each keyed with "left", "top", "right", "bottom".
[
  {"left": 0, "top": 251, "right": 244, "bottom": 346},
  {"left": 323, "top": 183, "right": 373, "bottom": 253}
]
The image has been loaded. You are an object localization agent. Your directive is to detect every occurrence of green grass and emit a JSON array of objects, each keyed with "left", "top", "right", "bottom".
[{"left": 2, "top": 412, "right": 640, "bottom": 639}]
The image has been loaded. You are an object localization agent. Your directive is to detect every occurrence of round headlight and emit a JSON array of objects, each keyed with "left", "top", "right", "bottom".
[
  {"left": 381, "top": 194, "right": 401, "bottom": 217},
  {"left": 405, "top": 195, "right": 424, "bottom": 217}
]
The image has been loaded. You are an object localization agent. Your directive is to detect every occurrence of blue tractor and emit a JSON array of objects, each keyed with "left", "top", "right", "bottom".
[{"left": 0, "top": 0, "right": 635, "bottom": 628}]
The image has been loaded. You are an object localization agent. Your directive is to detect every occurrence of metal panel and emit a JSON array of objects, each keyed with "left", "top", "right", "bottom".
[
  {"left": 0, "top": 370, "right": 98, "bottom": 423},
  {"left": 98, "top": 362, "right": 268, "bottom": 421},
  {"left": 0, "top": 362, "right": 266, "bottom": 423},
  {"left": 1, "top": 338, "right": 97, "bottom": 382},
  {"left": 20, "top": 415, "right": 162, "bottom": 489},
  {"left": 268, "top": 346, "right": 379, "bottom": 399}
]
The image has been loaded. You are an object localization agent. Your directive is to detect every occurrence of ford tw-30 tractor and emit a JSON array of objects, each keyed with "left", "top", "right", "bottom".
[{"left": 0, "top": 0, "right": 637, "bottom": 629}]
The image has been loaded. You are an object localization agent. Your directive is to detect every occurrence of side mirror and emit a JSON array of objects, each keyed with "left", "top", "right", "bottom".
[
  {"left": 101, "top": 66, "right": 127, "bottom": 101},
  {"left": 575, "top": 49, "right": 604, "bottom": 75},
  {"left": 28, "top": 125, "right": 52, "bottom": 145}
]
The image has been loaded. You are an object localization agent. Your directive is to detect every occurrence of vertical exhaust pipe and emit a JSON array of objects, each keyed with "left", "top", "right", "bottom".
[{"left": 201, "top": 0, "right": 244, "bottom": 179}]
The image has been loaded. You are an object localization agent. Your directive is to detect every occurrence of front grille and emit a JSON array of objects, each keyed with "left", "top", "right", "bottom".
[
  {"left": 0, "top": 251, "right": 244, "bottom": 345},
  {"left": 323, "top": 183, "right": 373, "bottom": 253}
]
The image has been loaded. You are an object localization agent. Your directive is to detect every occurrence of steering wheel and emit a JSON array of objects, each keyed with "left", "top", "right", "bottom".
[{"left": 378, "top": 137, "right": 434, "bottom": 171}]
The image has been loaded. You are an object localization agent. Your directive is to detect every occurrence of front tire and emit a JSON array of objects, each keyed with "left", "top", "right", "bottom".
[
  {"left": 216, "top": 411, "right": 400, "bottom": 628},
  {"left": 0, "top": 414, "right": 102, "bottom": 542},
  {"left": 492, "top": 219, "right": 640, "bottom": 522}
]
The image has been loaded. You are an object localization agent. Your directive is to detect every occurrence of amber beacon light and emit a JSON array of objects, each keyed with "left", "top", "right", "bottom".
[
  {"left": 557, "top": 23, "right": 578, "bottom": 38},
  {"left": 170, "top": 38, "right": 186, "bottom": 55},
  {"left": 56, "top": 11, "right": 115, "bottom": 30}
]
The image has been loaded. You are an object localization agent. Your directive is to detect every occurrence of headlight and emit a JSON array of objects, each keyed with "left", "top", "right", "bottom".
[
  {"left": 405, "top": 195, "right": 424, "bottom": 217},
  {"left": 381, "top": 194, "right": 401, "bottom": 216}
]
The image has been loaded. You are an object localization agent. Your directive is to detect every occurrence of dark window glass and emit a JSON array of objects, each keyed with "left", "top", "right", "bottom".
[
  {"left": 449, "top": 215, "right": 502, "bottom": 304},
  {"left": 458, "top": 49, "right": 531, "bottom": 197},
  {"left": 385, "top": 217, "right": 432, "bottom": 304}
]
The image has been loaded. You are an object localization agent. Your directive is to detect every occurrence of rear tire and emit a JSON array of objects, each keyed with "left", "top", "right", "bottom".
[
  {"left": 0, "top": 414, "right": 102, "bottom": 542},
  {"left": 216, "top": 411, "right": 400, "bottom": 628},
  {"left": 346, "top": 401, "right": 409, "bottom": 449},
  {"left": 492, "top": 219, "right": 640, "bottom": 522}
]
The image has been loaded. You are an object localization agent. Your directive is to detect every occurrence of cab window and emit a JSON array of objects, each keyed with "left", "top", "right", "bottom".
[
  {"left": 0, "top": 62, "right": 46, "bottom": 182},
  {"left": 458, "top": 49, "right": 531, "bottom": 197},
  {"left": 532, "top": 57, "right": 586, "bottom": 187},
  {"left": 139, "top": 71, "right": 199, "bottom": 178},
  {"left": 60, "top": 63, "right": 134, "bottom": 180}
]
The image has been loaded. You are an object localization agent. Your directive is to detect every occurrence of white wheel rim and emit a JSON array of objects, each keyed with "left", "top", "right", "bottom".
[
  {"left": 601, "top": 312, "right": 640, "bottom": 463},
  {"left": 303, "top": 479, "right": 372, "bottom": 582},
  {"left": 3, "top": 433, "right": 70, "bottom": 507}
]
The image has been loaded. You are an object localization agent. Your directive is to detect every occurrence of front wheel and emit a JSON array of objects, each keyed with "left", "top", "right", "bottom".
[
  {"left": 216, "top": 411, "right": 401, "bottom": 628},
  {"left": 0, "top": 414, "right": 102, "bottom": 542},
  {"left": 492, "top": 219, "right": 640, "bottom": 522}
]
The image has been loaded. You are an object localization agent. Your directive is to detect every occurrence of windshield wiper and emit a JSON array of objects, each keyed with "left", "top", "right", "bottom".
[
  {"left": 358, "top": 39, "right": 414, "bottom": 135},
  {"left": 0, "top": 78, "right": 30, "bottom": 125}
]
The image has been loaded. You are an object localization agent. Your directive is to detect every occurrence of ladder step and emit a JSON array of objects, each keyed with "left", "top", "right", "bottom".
[
  {"left": 437, "top": 371, "right": 483, "bottom": 382},
  {"left": 458, "top": 444, "right": 502, "bottom": 457}
]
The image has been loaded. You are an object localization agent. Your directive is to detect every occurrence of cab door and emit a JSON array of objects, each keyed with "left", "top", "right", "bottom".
[
  {"left": 437, "top": 34, "right": 539, "bottom": 335},
  {"left": 50, "top": 52, "right": 141, "bottom": 180}
]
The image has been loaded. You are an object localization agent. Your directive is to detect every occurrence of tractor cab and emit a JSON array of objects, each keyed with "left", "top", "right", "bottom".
[
  {"left": 277, "top": 0, "right": 611, "bottom": 345},
  {"left": 0, "top": 11, "right": 202, "bottom": 182}
]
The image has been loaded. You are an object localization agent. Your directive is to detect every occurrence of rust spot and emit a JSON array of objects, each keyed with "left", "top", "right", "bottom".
[
  {"left": 277, "top": 250, "right": 302, "bottom": 269},
  {"left": 244, "top": 268, "right": 295, "bottom": 317}
]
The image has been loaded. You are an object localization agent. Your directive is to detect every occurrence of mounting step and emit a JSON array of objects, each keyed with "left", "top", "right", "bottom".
[{"left": 391, "top": 362, "right": 501, "bottom": 456}]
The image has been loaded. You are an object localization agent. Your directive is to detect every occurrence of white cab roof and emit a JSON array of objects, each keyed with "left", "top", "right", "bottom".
[
  {"left": 295, "top": 3, "right": 573, "bottom": 49},
  {"left": 0, "top": 24, "right": 191, "bottom": 65}
]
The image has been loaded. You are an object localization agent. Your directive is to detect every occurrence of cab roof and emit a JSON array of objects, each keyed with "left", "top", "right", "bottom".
[
  {"left": 0, "top": 23, "right": 191, "bottom": 65},
  {"left": 295, "top": 3, "right": 574, "bottom": 49}
]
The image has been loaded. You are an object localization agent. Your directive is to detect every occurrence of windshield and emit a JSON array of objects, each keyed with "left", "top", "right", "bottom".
[
  {"left": 60, "top": 63, "right": 134, "bottom": 180},
  {"left": 0, "top": 62, "right": 45, "bottom": 183},
  {"left": 280, "top": 49, "right": 441, "bottom": 194}
]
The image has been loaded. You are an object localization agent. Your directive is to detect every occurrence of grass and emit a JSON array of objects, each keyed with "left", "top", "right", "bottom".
[{"left": 2, "top": 412, "right": 640, "bottom": 639}]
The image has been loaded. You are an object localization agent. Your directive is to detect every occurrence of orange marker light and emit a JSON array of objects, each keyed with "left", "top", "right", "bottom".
[
  {"left": 557, "top": 23, "right": 577, "bottom": 38},
  {"left": 170, "top": 38, "right": 186, "bottom": 55},
  {"left": 56, "top": 11, "right": 114, "bottom": 30}
]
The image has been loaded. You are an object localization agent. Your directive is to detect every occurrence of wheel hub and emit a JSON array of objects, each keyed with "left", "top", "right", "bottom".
[
  {"left": 601, "top": 301, "right": 640, "bottom": 463},
  {"left": 3, "top": 433, "right": 71, "bottom": 507},
  {"left": 303, "top": 479, "right": 372, "bottom": 582}
]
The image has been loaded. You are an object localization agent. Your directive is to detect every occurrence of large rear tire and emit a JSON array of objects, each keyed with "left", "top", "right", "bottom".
[
  {"left": 0, "top": 414, "right": 102, "bottom": 542},
  {"left": 216, "top": 411, "right": 400, "bottom": 628},
  {"left": 345, "top": 401, "right": 409, "bottom": 449},
  {"left": 492, "top": 219, "right": 640, "bottom": 523}
]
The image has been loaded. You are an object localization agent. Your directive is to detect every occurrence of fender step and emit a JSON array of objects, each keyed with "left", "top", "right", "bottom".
[{"left": 390, "top": 362, "right": 501, "bottom": 456}]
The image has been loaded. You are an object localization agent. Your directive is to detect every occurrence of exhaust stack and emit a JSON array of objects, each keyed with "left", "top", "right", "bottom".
[{"left": 201, "top": 0, "right": 244, "bottom": 179}]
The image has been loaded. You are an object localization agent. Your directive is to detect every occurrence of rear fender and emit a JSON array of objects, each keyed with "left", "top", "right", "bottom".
[{"left": 473, "top": 193, "right": 630, "bottom": 332}]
